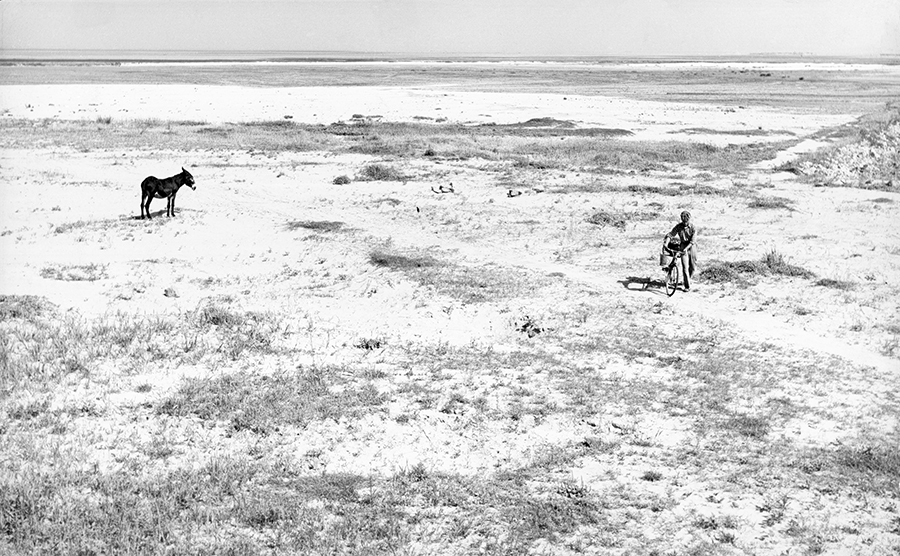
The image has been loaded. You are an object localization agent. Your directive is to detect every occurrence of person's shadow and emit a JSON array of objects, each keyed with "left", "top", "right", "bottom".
[{"left": 618, "top": 276, "right": 667, "bottom": 294}]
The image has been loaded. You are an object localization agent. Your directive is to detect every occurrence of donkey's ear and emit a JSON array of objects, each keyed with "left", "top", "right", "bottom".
[{"left": 182, "top": 167, "right": 186, "bottom": 172}]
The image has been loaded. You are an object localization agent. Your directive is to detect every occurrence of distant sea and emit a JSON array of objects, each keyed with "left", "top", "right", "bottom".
[{"left": 1, "top": 49, "right": 895, "bottom": 65}]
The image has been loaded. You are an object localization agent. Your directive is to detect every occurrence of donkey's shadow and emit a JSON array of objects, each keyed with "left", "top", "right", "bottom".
[
  {"left": 618, "top": 276, "right": 667, "bottom": 294},
  {"left": 127, "top": 207, "right": 201, "bottom": 222}
]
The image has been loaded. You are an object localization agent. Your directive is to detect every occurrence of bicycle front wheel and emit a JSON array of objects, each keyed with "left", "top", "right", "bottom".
[{"left": 665, "top": 264, "right": 678, "bottom": 297}]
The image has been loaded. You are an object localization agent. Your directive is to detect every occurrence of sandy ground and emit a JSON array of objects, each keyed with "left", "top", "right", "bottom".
[
  {"left": 1, "top": 79, "right": 896, "bottom": 364},
  {"left": 0, "top": 83, "right": 854, "bottom": 144},
  {"left": 1, "top": 66, "right": 899, "bottom": 554}
]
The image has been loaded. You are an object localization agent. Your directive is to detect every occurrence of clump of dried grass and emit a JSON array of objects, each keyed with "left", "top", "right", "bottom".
[
  {"left": 357, "top": 163, "right": 406, "bottom": 182},
  {"left": 701, "top": 248, "right": 813, "bottom": 284}
]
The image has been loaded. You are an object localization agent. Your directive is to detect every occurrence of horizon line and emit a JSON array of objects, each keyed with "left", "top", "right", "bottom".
[{"left": 2, "top": 49, "right": 899, "bottom": 63}]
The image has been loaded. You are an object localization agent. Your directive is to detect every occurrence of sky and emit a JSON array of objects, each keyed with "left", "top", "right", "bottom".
[{"left": 1, "top": 0, "right": 898, "bottom": 57}]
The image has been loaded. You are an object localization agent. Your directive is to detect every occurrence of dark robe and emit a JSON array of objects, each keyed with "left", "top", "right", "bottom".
[{"left": 667, "top": 222, "right": 698, "bottom": 277}]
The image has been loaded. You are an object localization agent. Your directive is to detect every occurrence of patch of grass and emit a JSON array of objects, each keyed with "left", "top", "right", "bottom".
[
  {"left": 39, "top": 263, "right": 107, "bottom": 282},
  {"left": 373, "top": 197, "right": 402, "bottom": 206},
  {"left": 563, "top": 180, "right": 728, "bottom": 197},
  {"left": 368, "top": 249, "right": 438, "bottom": 269},
  {"left": 679, "top": 127, "right": 795, "bottom": 137},
  {"left": 722, "top": 413, "right": 771, "bottom": 439},
  {"left": 590, "top": 140, "right": 795, "bottom": 174},
  {"left": 53, "top": 220, "right": 92, "bottom": 234},
  {"left": 0, "top": 295, "right": 51, "bottom": 321},
  {"left": 158, "top": 365, "right": 386, "bottom": 433},
  {"left": 699, "top": 261, "right": 763, "bottom": 284},
  {"left": 0, "top": 301, "right": 287, "bottom": 392},
  {"left": 286, "top": 220, "right": 344, "bottom": 232},
  {"left": 512, "top": 117, "right": 577, "bottom": 128},
  {"left": 195, "top": 303, "right": 246, "bottom": 328},
  {"left": 694, "top": 514, "right": 739, "bottom": 530},
  {"left": 241, "top": 119, "right": 297, "bottom": 129},
  {"left": 814, "top": 278, "right": 854, "bottom": 290},
  {"left": 368, "top": 248, "right": 541, "bottom": 303},
  {"left": 357, "top": 163, "right": 407, "bottom": 182},
  {"left": 0, "top": 310, "right": 180, "bottom": 391},
  {"left": 763, "top": 248, "right": 814, "bottom": 278},
  {"left": 797, "top": 439, "right": 900, "bottom": 496},
  {"left": 507, "top": 493, "right": 601, "bottom": 541},
  {"left": 748, "top": 196, "right": 795, "bottom": 210},
  {"left": 193, "top": 302, "right": 283, "bottom": 360},
  {"left": 586, "top": 210, "right": 627, "bottom": 229},
  {"left": 701, "top": 248, "right": 814, "bottom": 284},
  {"left": 0, "top": 118, "right": 792, "bottom": 175},
  {"left": 423, "top": 264, "right": 537, "bottom": 304},
  {"left": 834, "top": 444, "right": 900, "bottom": 492},
  {"left": 0, "top": 456, "right": 412, "bottom": 556},
  {"left": 332, "top": 174, "right": 351, "bottom": 185},
  {"left": 52, "top": 217, "right": 128, "bottom": 235},
  {"left": 758, "top": 493, "right": 790, "bottom": 526}
]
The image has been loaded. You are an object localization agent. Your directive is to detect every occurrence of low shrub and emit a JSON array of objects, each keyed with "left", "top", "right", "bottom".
[
  {"left": 815, "top": 278, "right": 854, "bottom": 290},
  {"left": 286, "top": 220, "right": 344, "bottom": 232},
  {"left": 748, "top": 196, "right": 795, "bottom": 210},
  {"left": 700, "top": 249, "right": 813, "bottom": 283},
  {"left": 357, "top": 163, "right": 406, "bottom": 182},
  {"left": 586, "top": 211, "right": 627, "bottom": 229}
]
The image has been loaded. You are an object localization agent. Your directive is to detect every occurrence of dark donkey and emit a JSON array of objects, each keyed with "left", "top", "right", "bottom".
[{"left": 140, "top": 167, "right": 196, "bottom": 219}]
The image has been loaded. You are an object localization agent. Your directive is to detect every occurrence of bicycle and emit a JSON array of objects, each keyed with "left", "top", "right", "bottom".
[{"left": 660, "top": 247, "right": 685, "bottom": 297}]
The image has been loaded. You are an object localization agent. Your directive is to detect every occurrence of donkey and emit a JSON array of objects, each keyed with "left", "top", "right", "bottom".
[{"left": 140, "top": 167, "right": 195, "bottom": 219}]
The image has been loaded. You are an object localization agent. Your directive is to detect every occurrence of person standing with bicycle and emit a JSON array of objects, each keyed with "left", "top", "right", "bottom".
[{"left": 663, "top": 210, "right": 697, "bottom": 292}]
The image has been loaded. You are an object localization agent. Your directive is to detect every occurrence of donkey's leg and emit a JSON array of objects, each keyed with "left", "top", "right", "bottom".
[
  {"left": 141, "top": 192, "right": 146, "bottom": 219},
  {"left": 170, "top": 193, "right": 177, "bottom": 217},
  {"left": 144, "top": 195, "right": 153, "bottom": 220}
]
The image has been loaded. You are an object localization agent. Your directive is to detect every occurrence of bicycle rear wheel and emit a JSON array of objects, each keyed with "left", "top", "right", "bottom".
[{"left": 665, "top": 263, "right": 678, "bottom": 297}]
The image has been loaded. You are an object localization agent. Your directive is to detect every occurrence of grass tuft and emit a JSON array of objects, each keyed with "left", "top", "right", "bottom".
[
  {"left": 39, "top": 263, "right": 107, "bottom": 282},
  {"left": 586, "top": 210, "right": 627, "bottom": 229},
  {"left": 357, "top": 163, "right": 406, "bottom": 182},
  {"left": 748, "top": 196, "right": 795, "bottom": 210},
  {"left": 723, "top": 413, "right": 771, "bottom": 439},
  {"left": 701, "top": 248, "right": 814, "bottom": 283},
  {"left": 368, "top": 249, "right": 438, "bottom": 269},
  {"left": 763, "top": 248, "right": 814, "bottom": 278},
  {"left": 0, "top": 295, "right": 51, "bottom": 321},
  {"left": 286, "top": 220, "right": 344, "bottom": 232},
  {"left": 814, "top": 278, "right": 854, "bottom": 290}
]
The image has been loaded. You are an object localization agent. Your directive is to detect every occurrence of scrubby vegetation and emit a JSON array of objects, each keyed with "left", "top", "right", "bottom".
[
  {"left": 788, "top": 104, "right": 900, "bottom": 189},
  {"left": 357, "top": 163, "right": 407, "bottom": 182},
  {"left": 0, "top": 118, "right": 798, "bottom": 176},
  {"left": 701, "top": 248, "right": 815, "bottom": 284}
]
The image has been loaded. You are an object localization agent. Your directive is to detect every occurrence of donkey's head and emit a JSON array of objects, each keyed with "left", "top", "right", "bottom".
[{"left": 182, "top": 167, "right": 196, "bottom": 190}]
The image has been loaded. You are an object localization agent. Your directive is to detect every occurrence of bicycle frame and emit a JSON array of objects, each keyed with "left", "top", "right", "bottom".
[{"left": 663, "top": 248, "right": 684, "bottom": 297}]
